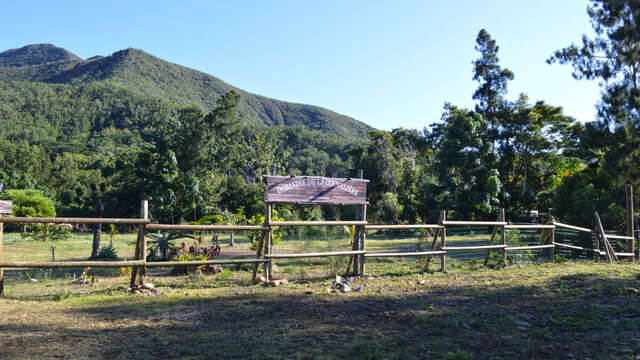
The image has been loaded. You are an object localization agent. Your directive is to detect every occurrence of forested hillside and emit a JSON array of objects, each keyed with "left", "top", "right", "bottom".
[{"left": 0, "top": 44, "right": 370, "bottom": 139}]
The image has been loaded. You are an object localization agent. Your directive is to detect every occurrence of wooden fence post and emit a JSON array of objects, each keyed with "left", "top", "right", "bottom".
[
  {"left": 483, "top": 210, "right": 503, "bottom": 266},
  {"left": 550, "top": 226, "right": 555, "bottom": 262},
  {"left": 358, "top": 203, "right": 367, "bottom": 276},
  {"left": 353, "top": 169, "right": 364, "bottom": 276},
  {"left": 0, "top": 214, "right": 3, "bottom": 297},
  {"left": 440, "top": 210, "right": 446, "bottom": 273},
  {"left": 595, "top": 211, "right": 618, "bottom": 264},
  {"left": 626, "top": 185, "right": 634, "bottom": 262},
  {"left": 264, "top": 203, "right": 272, "bottom": 281},
  {"left": 138, "top": 200, "right": 149, "bottom": 285},
  {"left": 501, "top": 208, "right": 507, "bottom": 265},
  {"left": 594, "top": 225, "right": 600, "bottom": 262},
  {"left": 130, "top": 200, "right": 148, "bottom": 287}
]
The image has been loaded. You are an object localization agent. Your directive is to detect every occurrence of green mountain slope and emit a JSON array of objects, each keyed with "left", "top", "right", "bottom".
[
  {"left": 0, "top": 43, "right": 81, "bottom": 67},
  {"left": 0, "top": 44, "right": 371, "bottom": 139}
]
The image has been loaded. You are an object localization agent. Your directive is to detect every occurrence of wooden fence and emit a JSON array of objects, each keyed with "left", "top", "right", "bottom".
[{"left": 0, "top": 202, "right": 636, "bottom": 296}]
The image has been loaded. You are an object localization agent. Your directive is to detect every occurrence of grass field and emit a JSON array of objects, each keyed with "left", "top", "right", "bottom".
[{"left": 1, "top": 230, "right": 639, "bottom": 359}]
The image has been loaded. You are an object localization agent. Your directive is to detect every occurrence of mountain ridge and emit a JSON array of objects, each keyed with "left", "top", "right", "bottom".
[{"left": 0, "top": 44, "right": 371, "bottom": 139}]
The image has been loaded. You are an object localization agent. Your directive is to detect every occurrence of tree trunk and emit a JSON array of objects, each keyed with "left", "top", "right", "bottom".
[
  {"left": 91, "top": 199, "right": 104, "bottom": 259},
  {"left": 229, "top": 231, "right": 235, "bottom": 247}
]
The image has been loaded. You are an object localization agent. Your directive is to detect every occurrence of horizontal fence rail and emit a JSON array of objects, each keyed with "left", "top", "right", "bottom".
[
  {"left": 442, "top": 245, "right": 508, "bottom": 251},
  {"left": 0, "top": 260, "right": 145, "bottom": 268},
  {"left": 505, "top": 244, "right": 556, "bottom": 251},
  {"left": 552, "top": 222, "right": 592, "bottom": 233},
  {"left": 365, "top": 224, "right": 442, "bottom": 230},
  {"left": 504, "top": 224, "right": 555, "bottom": 229},
  {"left": 0, "top": 217, "right": 149, "bottom": 224},
  {"left": 269, "top": 221, "right": 367, "bottom": 227},
  {"left": 364, "top": 251, "right": 446, "bottom": 258},
  {"left": 441, "top": 221, "right": 507, "bottom": 226}
]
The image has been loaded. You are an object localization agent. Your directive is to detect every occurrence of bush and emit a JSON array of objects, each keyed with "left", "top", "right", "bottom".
[
  {"left": 92, "top": 242, "right": 118, "bottom": 260},
  {"left": 22, "top": 223, "right": 71, "bottom": 242}
]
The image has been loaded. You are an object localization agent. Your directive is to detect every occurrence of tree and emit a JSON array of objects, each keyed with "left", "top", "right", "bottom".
[
  {"left": 472, "top": 29, "right": 514, "bottom": 145},
  {"left": 0, "top": 189, "right": 55, "bottom": 217},
  {"left": 428, "top": 105, "right": 498, "bottom": 218},
  {"left": 548, "top": 0, "right": 640, "bottom": 131},
  {"left": 548, "top": 0, "right": 640, "bottom": 226}
]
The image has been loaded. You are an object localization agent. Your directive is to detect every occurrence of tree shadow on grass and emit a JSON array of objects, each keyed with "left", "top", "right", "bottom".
[{"left": 1, "top": 270, "right": 639, "bottom": 359}]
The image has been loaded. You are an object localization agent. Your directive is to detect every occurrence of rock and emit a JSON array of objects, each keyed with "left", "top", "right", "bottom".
[
  {"left": 133, "top": 290, "right": 141, "bottom": 295},
  {"left": 28, "top": 278, "right": 38, "bottom": 283},
  {"left": 210, "top": 265, "right": 223, "bottom": 273},
  {"left": 142, "top": 282, "right": 155, "bottom": 290},
  {"left": 419, "top": 280, "right": 427, "bottom": 285}
]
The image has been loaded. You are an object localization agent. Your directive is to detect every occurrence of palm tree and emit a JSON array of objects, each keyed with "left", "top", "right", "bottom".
[{"left": 146, "top": 230, "right": 194, "bottom": 261}]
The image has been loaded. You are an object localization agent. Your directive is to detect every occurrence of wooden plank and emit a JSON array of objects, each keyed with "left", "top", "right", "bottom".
[
  {"left": 251, "top": 223, "right": 267, "bottom": 283},
  {"left": 264, "top": 204, "right": 272, "bottom": 281},
  {"left": 443, "top": 245, "right": 508, "bottom": 251},
  {"left": 505, "top": 244, "right": 555, "bottom": 251},
  {"left": 603, "top": 234, "right": 634, "bottom": 240},
  {"left": 365, "top": 224, "right": 442, "bottom": 230},
  {"left": 266, "top": 250, "right": 366, "bottom": 259},
  {"left": 364, "top": 251, "right": 446, "bottom": 257},
  {"left": 266, "top": 175, "right": 368, "bottom": 205},
  {"left": 0, "top": 260, "right": 145, "bottom": 268},
  {"left": 270, "top": 221, "right": 367, "bottom": 227},
  {"left": 442, "top": 221, "right": 507, "bottom": 226},
  {"left": 552, "top": 222, "right": 593, "bottom": 233},
  {"left": 553, "top": 242, "right": 599, "bottom": 252},
  {"left": 626, "top": 184, "right": 634, "bottom": 261},
  {"left": 0, "top": 214, "right": 3, "bottom": 296},
  {"left": 0, "top": 217, "right": 149, "bottom": 224},
  {"left": 358, "top": 203, "right": 367, "bottom": 275},
  {"left": 146, "top": 224, "right": 269, "bottom": 231},
  {"left": 0, "top": 200, "right": 12, "bottom": 214},
  {"left": 504, "top": 224, "right": 555, "bottom": 229},
  {"left": 595, "top": 211, "right": 618, "bottom": 264},
  {"left": 501, "top": 209, "right": 507, "bottom": 264},
  {"left": 483, "top": 211, "right": 503, "bottom": 266},
  {"left": 138, "top": 200, "right": 149, "bottom": 286},
  {"left": 441, "top": 211, "right": 447, "bottom": 272}
]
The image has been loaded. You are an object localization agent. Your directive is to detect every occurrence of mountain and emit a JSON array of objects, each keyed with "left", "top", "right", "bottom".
[
  {"left": 0, "top": 43, "right": 81, "bottom": 67},
  {"left": 0, "top": 44, "right": 371, "bottom": 139}
]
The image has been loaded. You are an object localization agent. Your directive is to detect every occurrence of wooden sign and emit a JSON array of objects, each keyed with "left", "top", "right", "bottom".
[
  {"left": 266, "top": 176, "right": 368, "bottom": 205},
  {"left": 0, "top": 200, "right": 12, "bottom": 214}
]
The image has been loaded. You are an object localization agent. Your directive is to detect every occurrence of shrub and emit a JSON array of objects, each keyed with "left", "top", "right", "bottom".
[
  {"left": 92, "top": 242, "right": 118, "bottom": 260},
  {"left": 22, "top": 223, "right": 71, "bottom": 242}
]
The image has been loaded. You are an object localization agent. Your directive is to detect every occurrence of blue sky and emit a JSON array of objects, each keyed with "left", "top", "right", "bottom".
[{"left": 1, "top": 1, "right": 599, "bottom": 131}]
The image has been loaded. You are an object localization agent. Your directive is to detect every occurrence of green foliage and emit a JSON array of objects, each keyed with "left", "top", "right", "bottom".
[
  {"left": 146, "top": 230, "right": 195, "bottom": 261},
  {"left": 22, "top": 223, "right": 71, "bottom": 242},
  {"left": 0, "top": 189, "right": 55, "bottom": 217},
  {"left": 93, "top": 242, "right": 118, "bottom": 261},
  {"left": 247, "top": 211, "right": 284, "bottom": 249}
]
